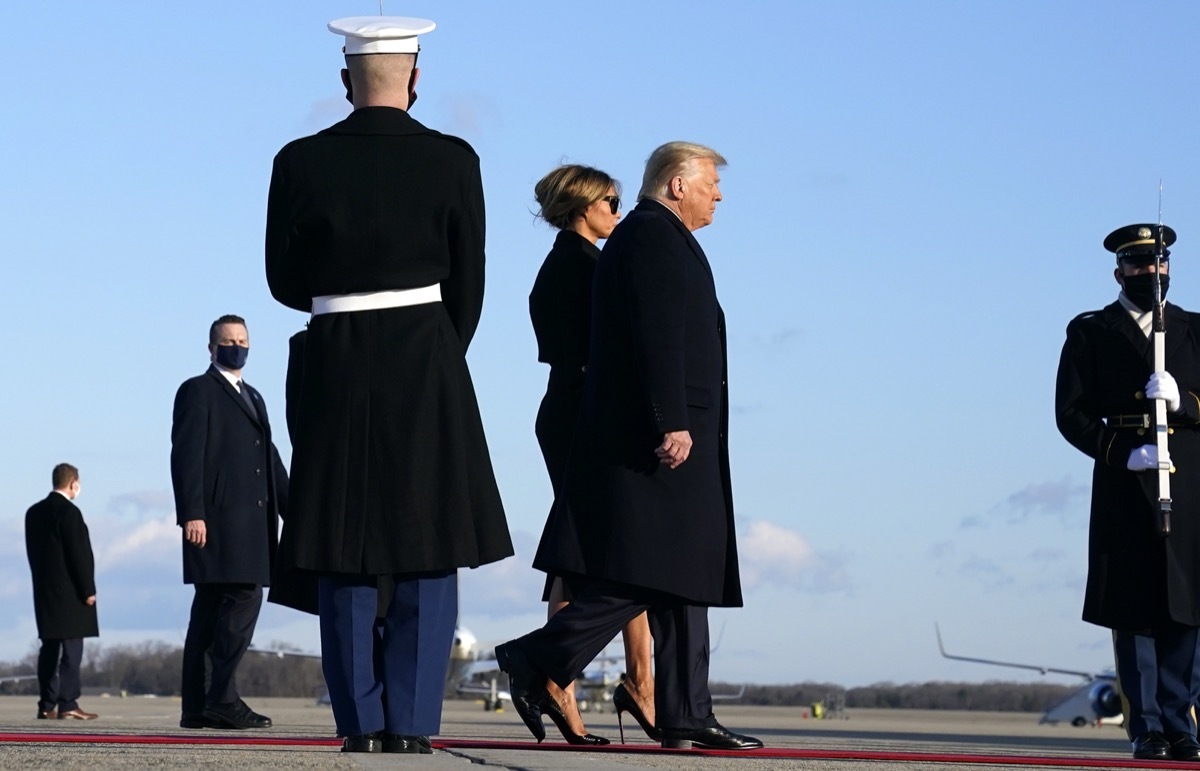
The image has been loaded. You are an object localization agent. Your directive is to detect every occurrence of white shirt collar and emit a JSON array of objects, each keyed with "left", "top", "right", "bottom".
[{"left": 213, "top": 363, "right": 242, "bottom": 390}]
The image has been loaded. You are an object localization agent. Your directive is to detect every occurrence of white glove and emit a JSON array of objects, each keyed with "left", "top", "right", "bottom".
[
  {"left": 1146, "top": 371, "right": 1182, "bottom": 413},
  {"left": 1128, "top": 444, "right": 1172, "bottom": 471}
]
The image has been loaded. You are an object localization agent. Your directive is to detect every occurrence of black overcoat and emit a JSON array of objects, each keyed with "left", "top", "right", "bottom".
[
  {"left": 1056, "top": 300, "right": 1200, "bottom": 628},
  {"left": 170, "top": 367, "right": 288, "bottom": 585},
  {"left": 265, "top": 106, "right": 512, "bottom": 575},
  {"left": 24, "top": 493, "right": 98, "bottom": 640},
  {"left": 533, "top": 200, "right": 743, "bottom": 607},
  {"left": 529, "top": 229, "right": 600, "bottom": 488}
]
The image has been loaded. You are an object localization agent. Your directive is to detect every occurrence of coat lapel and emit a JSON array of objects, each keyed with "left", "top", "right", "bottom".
[{"left": 206, "top": 366, "right": 261, "bottom": 426}]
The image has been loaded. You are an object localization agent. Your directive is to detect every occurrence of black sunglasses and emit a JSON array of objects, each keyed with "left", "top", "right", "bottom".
[{"left": 601, "top": 195, "right": 621, "bottom": 215}]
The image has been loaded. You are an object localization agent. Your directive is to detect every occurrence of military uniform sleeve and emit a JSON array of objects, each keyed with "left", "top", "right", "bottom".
[
  {"left": 1055, "top": 320, "right": 1140, "bottom": 467},
  {"left": 171, "top": 380, "right": 208, "bottom": 524},
  {"left": 624, "top": 222, "right": 688, "bottom": 435},
  {"left": 265, "top": 150, "right": 312, "bottom": 313},
  {"left": 61, "top": 508, "right": 96, "bottom": 601},
  {"left": 442, "top": 155, "right": 486, "bottom": 350}
]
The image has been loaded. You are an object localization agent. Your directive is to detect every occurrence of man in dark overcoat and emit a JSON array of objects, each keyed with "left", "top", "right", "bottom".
[
  {"left": 1057, "top": 223, "right": 1200, "bottom": 761},
  {"left": 497, "top": 142, "right": 761, "bottom": 751},
  {"left": 171, "top": 314, "right": 288, "bottom": 730},
  {"left": 24, "top": 463, "right": 98, "bottom": 720},
  {"left": 265, "top": 17, "right": 511, "bottom": 754}
]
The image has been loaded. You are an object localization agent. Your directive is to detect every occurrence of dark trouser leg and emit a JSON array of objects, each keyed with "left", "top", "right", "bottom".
[
  {"left": 318, "top": 575, "right": 384, "bottom": 737},
  {"left": 182, "top": 586, "right": 220, "bottom": 714},
  {"left": 1155, "top": 625, "right": 1200, "bottom": 735},
  {"left": 207, "top": 584, "right": 263, "bottom": 706},
  {"left": 380, "top": 571, "right": 458, "bottom": 736},
  {"left": 514, "top": 580, "right": 649, "bottom": 688},
  {"left": 37, "top": 639, "right": 62, "bottom": 714},
  {"left": 1115, "top": 628, "right": 1162, "bottom": 737},
  {"left": 649, "top": 603, "right": 717, "bottom": 731},
  {"left": 55, "top": 638, "right": 83, "bottom": 713}
]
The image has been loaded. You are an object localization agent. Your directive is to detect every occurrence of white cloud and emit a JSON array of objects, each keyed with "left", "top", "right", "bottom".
[
  {"left": 737, "top": 519, "right": 849, "bottom": 593},
  {"left": 94, "top": 514, "right": 178, "bottom": 572}
]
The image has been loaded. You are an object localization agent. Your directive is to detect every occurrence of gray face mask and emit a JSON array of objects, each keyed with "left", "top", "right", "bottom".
[{"left": 1123, "top": 272, "right": 1170, "bottom": 312}]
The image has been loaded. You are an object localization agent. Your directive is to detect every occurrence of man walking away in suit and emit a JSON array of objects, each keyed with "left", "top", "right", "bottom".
[
  {"left": 171, "top": 314, "right": 289, "bottom": 730},
  {"left": 25, "top": 463, "right": 98, "bottom": 720},
  {"left": 501, "top": 142, "right": 761, "bottom": 751}
]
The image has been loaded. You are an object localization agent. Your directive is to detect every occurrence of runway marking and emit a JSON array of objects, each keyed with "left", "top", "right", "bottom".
[{"left": 0, "top": 733, "right": 1185, "bottom": 767}]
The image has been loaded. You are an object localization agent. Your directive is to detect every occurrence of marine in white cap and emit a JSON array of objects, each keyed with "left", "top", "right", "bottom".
[{"left": 265, "top": 11, "right": 512, "bottom": 757}]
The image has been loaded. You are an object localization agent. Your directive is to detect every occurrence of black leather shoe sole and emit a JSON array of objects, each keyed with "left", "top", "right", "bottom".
[
  {"left": 661, "top": 726, "right": 764, "bottom": 750},
  {"left": 383, "top": 734, "right": 432, "bottom": 753},
  {"left": 341, "top": 734, "right": 382, "bottom": 753}
]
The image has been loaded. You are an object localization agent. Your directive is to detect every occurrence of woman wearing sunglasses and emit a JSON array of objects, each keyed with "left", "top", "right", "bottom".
[{"left": 527, "top": 164, "right": 657, "bottom": 745}]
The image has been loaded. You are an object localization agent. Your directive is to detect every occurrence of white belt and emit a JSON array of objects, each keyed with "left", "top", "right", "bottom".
[{"left": 311, "top": 285, "right": 442, "bottom": 316}]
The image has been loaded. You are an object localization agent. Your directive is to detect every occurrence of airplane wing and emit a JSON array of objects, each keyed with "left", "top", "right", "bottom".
[
  {"left": 712, "top": 683, "right": 745, "bottom": 701},
  {"left": 935, "top": 623, "right": 1099, "bottom": 681},
  {"left": 0, "top": 675, "right": 36, "bottom": 683}
]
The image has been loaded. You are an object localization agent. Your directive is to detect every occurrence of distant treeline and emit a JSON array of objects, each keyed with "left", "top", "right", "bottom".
[{"left": 0, "top": 642, "right": 1077, "bottom": 712}]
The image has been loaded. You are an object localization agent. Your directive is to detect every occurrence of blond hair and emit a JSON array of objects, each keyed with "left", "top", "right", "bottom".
[
  {"left": 638, "top": 141, "right": 727, "bottom": 201},
  {"left": 534, "top": 165, "right": 620, "bottom": 231}
]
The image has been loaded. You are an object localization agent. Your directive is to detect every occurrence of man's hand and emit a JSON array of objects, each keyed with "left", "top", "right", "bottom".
[
  {"left": 184, "top": 519, "right": 207, "bottom": 548},
  {"left": 1128, "top": 444, "right": 1171, "bottom": 471},
  {"left": 1146, "top": 371, "right": 1182, "bottom": 413},
  {"left": 85, "top": 595, "right": 96, "bottom": 606},
  {"left": 656, "top": 430, "right": 693, "bottom": 469}
]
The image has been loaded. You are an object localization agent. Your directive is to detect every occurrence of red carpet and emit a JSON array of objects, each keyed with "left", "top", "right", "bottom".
[{"left": 0, "top": 732, "right": 1189, "bottom": 767}]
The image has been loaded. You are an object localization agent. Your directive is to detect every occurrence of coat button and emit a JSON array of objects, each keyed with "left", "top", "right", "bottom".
[
  {"left": 1169, "top": 428, "right": 1176, "bottom": 436},
  {"left": 254, "top": 439, "right": 261, "bottom": 446},
  {"left": 256, "top": 468, "right": 262, "bottom": 475},
  {"left": 1137, "top": 428, "right": 1146, "bottom": 436},
  {"left": 258, "top": 500, "right": 264, "bottom": 507},
  {"left": 1135, "top": 391, "right": 1145, "bottom": 400}
]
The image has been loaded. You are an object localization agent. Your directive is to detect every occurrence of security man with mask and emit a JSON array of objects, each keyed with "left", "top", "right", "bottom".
[
  {"left": 1057, "top": 224, "right": 1200, "bottom": 761},
  {"left": 170, "top": 313, "right": 289, "bottom": 730}
]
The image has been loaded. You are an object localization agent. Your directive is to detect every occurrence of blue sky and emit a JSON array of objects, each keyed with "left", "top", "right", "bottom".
[{"left": 3, "top": 0, "right": 1199, "bottom": 688}]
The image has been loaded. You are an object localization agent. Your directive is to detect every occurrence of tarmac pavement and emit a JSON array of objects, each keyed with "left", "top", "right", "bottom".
[{"left": 0, "top": 695, "right": 1141, "bottom": 769}]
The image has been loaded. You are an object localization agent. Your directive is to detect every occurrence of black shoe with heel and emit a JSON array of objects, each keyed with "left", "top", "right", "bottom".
[
  {"left": 661, "top": 724, "right": 763, "bottom": 750},
  {"left": 540, "top": 693, "right": 609, "bottom": 745},
  {"left": 495, "top": 642, "right": 548, "bottom": 742},
  {"left": 613, "top": 682, "right": 660, "bottom": 742}
]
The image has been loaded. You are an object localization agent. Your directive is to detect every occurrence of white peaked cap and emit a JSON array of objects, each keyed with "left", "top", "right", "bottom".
[{"left": 328, "top": 16, "right": 436, "bottom": 55}]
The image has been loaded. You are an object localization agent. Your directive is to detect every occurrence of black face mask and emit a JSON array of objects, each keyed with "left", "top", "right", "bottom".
[
  {"left": 1123, "top": 272, "right": 1170, "bottom": 312},
  {"left": 214, "top": 344, "right": 249, "bottom": 370}
]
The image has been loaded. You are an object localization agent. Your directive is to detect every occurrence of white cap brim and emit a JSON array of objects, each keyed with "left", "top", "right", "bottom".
[{"left": 328, "top": 16, "right": 436, "bottom": 55}]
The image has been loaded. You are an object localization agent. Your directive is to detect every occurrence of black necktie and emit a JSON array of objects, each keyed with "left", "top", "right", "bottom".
[{"left": 237, "top": 381, "right": 259, "bottom": 421}]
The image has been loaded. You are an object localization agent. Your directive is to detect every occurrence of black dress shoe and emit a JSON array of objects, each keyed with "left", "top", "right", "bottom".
[
  {"left": 1168, "top": 731, "right": 1200, "bottom": 761},
  {"left": 202, "top": 699, "right": 272, "bottom": 729},
  {"left": 1132, "top": 731, "right": 1171, "bottom": 760},
  {"left": 661, "top": 724, "right": 763, "bottom": 750},
  {"left": 180, "top": 713, "right": 222, "bottom": 729},
  {"left": 341, "top": 732, "right": 382, "bottom": 753},
  {"left": 495, "top": 642, "right": 548, "bottom": 742},
  {"left": 382, "top": 734, "right": 433, "bottom": 753}
]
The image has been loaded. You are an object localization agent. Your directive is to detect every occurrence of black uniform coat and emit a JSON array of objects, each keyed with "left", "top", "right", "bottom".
[
  {"left": 1056, "top": 300, "right": 1200, "bottom": 629},
  {"left": 265, "top": 106, "right": 512, "bottom": 575},
  {"left": 170, "top": 366, "right": 288, "bottom": 585},
  {"left": 530, "top": 229, "right": 600, "bottom": 488},
  {"left": 24, "top": 493, "right": 98, "bottom": 640},
  {"left": 533, "top": 200, "right": 743, "bottom": 608}
]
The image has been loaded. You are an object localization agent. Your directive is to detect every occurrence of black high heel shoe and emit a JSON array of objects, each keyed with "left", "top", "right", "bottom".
[
  {"left": 495, "top": 642, "right": 547, "bottom": 742},
  {"left": 613, "top": 682, "right": 660, "bottom": 742},
  {"left": 539, "top": 693, "right": 610, "bottom": 746}
]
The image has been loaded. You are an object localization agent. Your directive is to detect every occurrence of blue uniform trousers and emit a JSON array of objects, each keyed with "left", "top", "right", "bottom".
[
  {"left": 1113, "top": 626, "right": 1200, "bottom": 737},
  {"left": 318, "top": 571, "right": 458, "bottom": 737}
]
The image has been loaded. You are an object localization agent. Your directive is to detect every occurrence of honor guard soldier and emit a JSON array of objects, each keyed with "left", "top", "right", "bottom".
[
  {"left": 265, "top": 16, "right": 512, "bottom": 754},
  {"left": 1056, "top": 223, "right": 1200, "bottom": 761}
]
